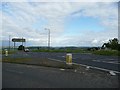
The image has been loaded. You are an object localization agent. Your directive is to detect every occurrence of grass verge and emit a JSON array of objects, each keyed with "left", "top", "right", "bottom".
[
  {"left": 32, "top": 49, "right": 120, "bottom": 56},
  {"left": 2, "top": 57, "right": 79, "bottom": 69},
  {"left": 0, "top": 50, "right": 17, "bottom": 54},
  {"left": 2, "top": 57, "right": 32, "bottom": 63},
  {"left": 92, "top": 50, "right": 120, "bottom": 56},
  {"left": 32, "top": 49, "right": 91, "bottom": 53}
]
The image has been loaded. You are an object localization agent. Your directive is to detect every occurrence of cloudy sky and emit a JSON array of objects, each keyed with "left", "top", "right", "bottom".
[{"left": 1, "top": 0, "right": 119, "bottom": 47}]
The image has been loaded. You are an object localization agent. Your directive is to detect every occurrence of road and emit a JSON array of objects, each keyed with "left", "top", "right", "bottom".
[
  {"left": 5, "top": 51, "right": 120, "bottom": 73},
  {"left": 27, "top": 52, "right": 120, "bottom": 73},
  {"left": 2, "top": 63, "right": 119, "bottom": 88}
]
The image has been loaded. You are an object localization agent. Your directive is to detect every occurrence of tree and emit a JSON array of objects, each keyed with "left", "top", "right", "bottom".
[
  {"left": 102, "top": 43, "right": 110, "bottom": 49},
  {"left": 18, "top": 45, "right": 25, "bottom": 50},
  {"left": 109, "top": 38, "right": 118, "bottom": 50},
  {"left": 102, "top": 38, "right": 119, "bottom": 50}
]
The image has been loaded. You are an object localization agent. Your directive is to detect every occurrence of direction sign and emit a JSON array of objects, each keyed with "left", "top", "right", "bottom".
[{"left": 12, "top": 38, "right": 26, "bottom": 42}]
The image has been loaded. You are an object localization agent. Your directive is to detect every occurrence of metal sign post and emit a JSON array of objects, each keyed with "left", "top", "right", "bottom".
[
  {"left": 12, "top": 38, "right": 26, "bottom": 60},
  {"left": 9, "top": 35, "right": 11, "bottom": 51},
  {"left": 12, "top": 38, "right": 26, "bottom": 51},
  {"left": 12, "top": 38, "right": 26, "bottom": 42}
]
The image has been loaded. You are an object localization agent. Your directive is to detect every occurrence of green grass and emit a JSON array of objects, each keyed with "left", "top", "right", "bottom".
[
  {"left": 32, "top": 49, "right": 120, "bottom": 56},
  {"left": 32, "top": 49, "right": 66, "bottom": 53},
  {"left": 0, "top": 50, "right": 17, "bottom": 54},
  {"left": 32, "top": 49, "right": 91, "bottom": 53},
  {"left": 92, "top": 50, "right": 120, "bottom": 56},
  {"left": 2, "top": 56, "right": 79, "bottom": 69},
  {"left": 2, "top": 57, "right": 32, "bottom": 63}
]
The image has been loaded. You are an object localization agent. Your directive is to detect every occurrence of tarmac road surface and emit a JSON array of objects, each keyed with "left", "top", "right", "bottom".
[
  {"left": 2, "top": 63, "right": 119, "bottom": 88},
  {"left": 4, "top": 51, "right": 120, "bottom": 73},
  {"left": 27, "top": 52, "right": 120, "bottom": 73}
]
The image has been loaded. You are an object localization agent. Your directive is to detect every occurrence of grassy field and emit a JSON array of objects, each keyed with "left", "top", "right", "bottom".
[
  {"left": 32, "top": 49, "right": 120, "bottom": 56},
  {"left": 32, "top": 49, "right": 91, "bottom": 53},
  {"left": 2, "top": 57, "right": 32, "bottom": 63},
  {"left": 92, "top": 50, "right": 120, "bottom": 56},
  {"left": 0, "top": 50, "right": 17, "bottom": 54},
  {"left": 2, "top": 56, "right": 79, "bottom": 69}
]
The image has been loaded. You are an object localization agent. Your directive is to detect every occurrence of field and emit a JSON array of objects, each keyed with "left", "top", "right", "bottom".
[{"left": 31, "top": 48, "right": 120, "bottom": 56}]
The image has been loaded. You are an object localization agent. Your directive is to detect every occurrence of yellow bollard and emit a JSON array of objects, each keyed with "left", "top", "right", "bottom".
[
  {"left": 5, "top": 50, "right": 8, "bottom": 56},
  {"left": 66, "top": 53, "right": 72, "bottom": 65}
]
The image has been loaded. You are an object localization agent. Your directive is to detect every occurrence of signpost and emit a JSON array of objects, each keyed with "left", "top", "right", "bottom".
[
  {"left": 11, "top": 38, "right": 26, "bottom": 60},
  {"left": 12, "top": 38, "right": 26, "bottom": 51},
  {"left": 12, "top": 38, "right": 26, "bottom": 42}
]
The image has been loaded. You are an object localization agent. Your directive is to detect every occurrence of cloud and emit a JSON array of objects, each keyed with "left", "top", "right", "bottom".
[
  {"left": 1, "top": 2, "right": 118, "bottom": 47},
  {"left": 2, "top": 0, "right": 120, "bottom": 2}
]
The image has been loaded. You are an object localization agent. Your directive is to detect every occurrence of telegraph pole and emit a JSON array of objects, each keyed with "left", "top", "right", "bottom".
[
  {"left": 45, "top": 28, "right": 50, "bottom": 51},
  {"left": 48, "top": 29, "right": 50, "bottom": 51},
  {"left": 22, "top": 37, "right": 24, "bottom": 50},
  {"left": 9, "top": 35, "right": 10, "bottom": 51}
]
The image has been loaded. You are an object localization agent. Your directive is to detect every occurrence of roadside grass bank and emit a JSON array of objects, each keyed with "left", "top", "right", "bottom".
[
  {"left": 3, "top": 56, "right": 120, "bottom": 75},
  {"left": 92, "top": 50, "right": 120, "bottom": 56},
  {"left": 2, "top": 56, "right": 79, "bottom": 69},
  {"left": 2, "top": 57, "right": 32, "bottom": 63},
  {"left": 0, "top": 50, "right": 17, "bottom": 54},
  {"left": 32, "top": 49, "right": 120, "bottom": 56},
  {"left": 32, "top": 49, "right": 91, "bottom": 53},
  {"left": 3, "top": 56, "right": 120, "bottom": 77}
]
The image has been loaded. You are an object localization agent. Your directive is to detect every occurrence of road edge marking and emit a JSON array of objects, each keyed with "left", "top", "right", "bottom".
[{"left": 48, "top": 58, "right": 120, "bottom": 74}]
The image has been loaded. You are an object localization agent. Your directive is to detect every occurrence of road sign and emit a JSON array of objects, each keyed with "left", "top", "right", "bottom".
[{"left": 12, "top": 38, "right": 26, "bottom": 42}]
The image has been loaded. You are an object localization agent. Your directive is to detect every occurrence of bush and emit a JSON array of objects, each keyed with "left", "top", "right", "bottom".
[{"left": 18, "top": 45, "right": 25, "bottom": 50}]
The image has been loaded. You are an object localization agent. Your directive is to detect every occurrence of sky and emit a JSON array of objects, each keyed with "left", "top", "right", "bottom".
[{"left": 0, "top": 0, "right": 119, "bottom": 47}]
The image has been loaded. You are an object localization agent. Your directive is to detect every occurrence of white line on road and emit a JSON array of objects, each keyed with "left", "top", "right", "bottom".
[
  {"left": 102, "top": 61, "right": 120, "bottom": 64},
  {"left": 57, "top": 56, "right": 77, "bottom": 59},
  {"left": 48, "top": 58, "right": 66, "bottom": 63},
  {"left": 72, "top": 62, "right": 120, "bottom": 74},
  {"left": 6, "top": 69, "right": 23, "bottom": 74},
  {"left": 60, "top": 69, "right": 65, "bottom": 71},
  {"left": 92, "top": 60, "right": 101, "bottom": 62},
  {"left": 57, "top": 56, "right": 119, "bottom": 64},
  {"left": 48, "top": 58, "right": 120, "bottom": 74},
  {"left": 92, "top": 60, "right": 120, "bottom": 64}
]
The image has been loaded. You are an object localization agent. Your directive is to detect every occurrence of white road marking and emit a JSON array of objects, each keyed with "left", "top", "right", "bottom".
[
  {"left": 48, "top": 58, "right": 120, "bottom": 74},
  {"left": 74, "top": 69, "right": 77, "bottom": 72},
  {"left": 109, "top": 71, "right": 116, "bottom": 76},
  {"left": 107, "top": 59, "right": 116, "bottom": 60},
  {"left": 72, "top": 62, "right": 120, "bottom": 74},
  {"left": 58, "top": 56, "right": 119, "bottom": 64},
  {"left": 60, "top": 69, "right": 65, "bottom": 71},
  {"left": 102, "top": 61, "right": 120, "bottom": 64},
  {"left": 48, "top": 58, "right": 66, "bottom": 63},
  {"left": 6, "top": 69, "right": 23, "bottom": 74},
  {"left": 57, "top": 56, "right": 77, "bottom": 59},
  {"left": 92, "top": 60, "right": 101, "bottom": 62},
  {"left": 26, "top": 65, "right": 40, "bottom": 69},
  {"left": 92, "top": 60, "right": 120, "bottom": 64},
  {"left": 86, "top": 66, "right": 90, "bottom": 69}
]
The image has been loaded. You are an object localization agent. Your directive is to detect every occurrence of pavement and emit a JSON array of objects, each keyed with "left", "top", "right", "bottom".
[
  {"left": 9, "top": 51, "right": 120, "bottom": 73},
  {"left": 2, "top": 63, "right": 119, "bottom": 88}
]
